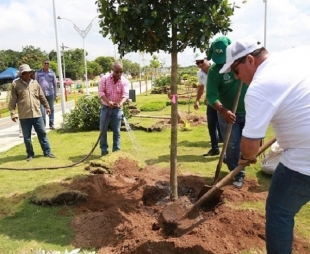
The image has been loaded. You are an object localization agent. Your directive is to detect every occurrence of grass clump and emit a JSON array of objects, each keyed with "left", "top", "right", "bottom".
[{"left": 140, "top": 100, "right": 167, "bottom": 111}]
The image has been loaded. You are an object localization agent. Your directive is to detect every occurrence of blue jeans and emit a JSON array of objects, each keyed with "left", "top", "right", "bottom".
[
  {"left": 41, "top": 94, "right": 54, "bottom": 127},
  {"left": 207, "top": 104, "right": 222, "bottom": 151},
  {"left": 99, "top": 106, "right": 123, "bottom": 155},
  {"left": 217, "top": 113, "right": 245, "bottom": 178},
  {"left": 20, "top": 117, "right": 51, "bottom": 157},
  {"left": 266, "top": 163, "right": 310, "bottom": 253}
]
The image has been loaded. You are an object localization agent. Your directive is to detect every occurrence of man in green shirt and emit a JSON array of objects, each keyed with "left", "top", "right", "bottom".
[{"left": 207, "top": 36, "right": 248, "bottom": 188}]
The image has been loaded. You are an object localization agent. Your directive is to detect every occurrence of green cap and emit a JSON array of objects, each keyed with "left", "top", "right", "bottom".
[{"left": 207, "top": 36, "right": 232, "bottom": 64}]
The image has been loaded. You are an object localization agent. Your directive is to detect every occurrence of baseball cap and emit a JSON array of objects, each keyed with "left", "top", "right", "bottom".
[
  {"left": 194, "top": 52, "right": 206, "bottom": 61},
  {"left": 219, "top": 38, "right": 263, "bottom": 74},
  {"left": 207, "top": 36, "right": 231, "bottom": 64}
]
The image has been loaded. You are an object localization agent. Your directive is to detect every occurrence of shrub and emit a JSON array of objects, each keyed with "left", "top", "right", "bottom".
[
  {"left": 62, "top": 96, "right": 131, "bottom": 131},
  {"left": 62, "top": 96, "right": 101, "bottom": 131}
]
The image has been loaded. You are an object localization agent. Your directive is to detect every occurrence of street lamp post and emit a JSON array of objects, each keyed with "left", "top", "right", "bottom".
[
  {"left": 263, "top": 0, "right": 267, "bottom": 48},
  {"left": 60, "top": 43, "right": 69, "bottom": 79},
  {"left": 57, "top": 16, "right": 97, "bottom": 95}
]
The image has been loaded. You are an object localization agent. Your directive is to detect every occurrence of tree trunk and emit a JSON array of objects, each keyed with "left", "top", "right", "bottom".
[{"left": 170, "top": 24, "right": 178, "bottom": 201}]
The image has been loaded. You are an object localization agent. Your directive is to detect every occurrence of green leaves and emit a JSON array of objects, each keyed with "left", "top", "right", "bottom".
[{"left": 97, "top": 0, "right": 236, "bottom": 56}]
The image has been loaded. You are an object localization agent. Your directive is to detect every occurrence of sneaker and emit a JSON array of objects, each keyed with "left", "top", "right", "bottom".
[
  {"left": 19, "top": 133, "right": 23, "bottom": 138},
  {"left": 26, "top": 156, "right": 33, "bottom": 162},
  {"left": 50, "top": 126, "right": 55, "bottom": 130},
  {"left": 233, "top": 177, "right": 244, "bottom": 189},
  {"left": 45, "top": 153, "right": 56, "bottom": 158},
  {"left": 203, "top": 149, "right": 220, "bottom": 156}
]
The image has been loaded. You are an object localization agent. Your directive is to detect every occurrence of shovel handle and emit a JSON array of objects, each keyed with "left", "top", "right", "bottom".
[
  {"left": 191, "top": 136, "right": 277, "bottom": 211},
  {"left": 215, "top": 136, "right": 277, "bottom": 189}
]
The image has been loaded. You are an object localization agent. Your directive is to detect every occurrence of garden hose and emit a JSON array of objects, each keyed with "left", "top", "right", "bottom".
[{"left": 0, "top": 107, "right": 112, "bottom": 171}]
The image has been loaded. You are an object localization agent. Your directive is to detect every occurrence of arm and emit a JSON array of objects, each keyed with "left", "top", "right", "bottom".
[
  {"left": 194, "top": 84, "right": 204, "bottom": 110},
  {"left": 53, "top": 72, "right": 57, "bottom": 98},
  {"left": 8, "top": 82, "right": 18, "bottom": 122},
  {"left": 240, "top": 137, "right": 261, "bottom": 159},
  {"left": 119, "top": 79, "right": 130, "bottom": 108},
  {"left": 98, "top": 76, "right": 109, "bottom": 105}
]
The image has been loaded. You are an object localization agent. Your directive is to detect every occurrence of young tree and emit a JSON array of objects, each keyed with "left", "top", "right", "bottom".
[
  {"left": 149, "top": 55, "right": 160, "bottom": 78},
  {"left": 97, "top": 0, "right": 237, "bottom": 200}
]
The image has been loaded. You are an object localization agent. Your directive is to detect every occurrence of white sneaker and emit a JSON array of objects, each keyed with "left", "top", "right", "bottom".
[{"left": 233, "top": 177, "right": 244, "bottom": 189}]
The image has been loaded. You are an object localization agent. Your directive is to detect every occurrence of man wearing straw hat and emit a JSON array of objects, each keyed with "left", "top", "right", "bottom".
[{"left": 8, "top": 64, "right": 55, "bottom": 161}]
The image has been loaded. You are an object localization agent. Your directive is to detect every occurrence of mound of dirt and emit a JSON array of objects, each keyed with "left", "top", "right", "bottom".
[{"left": 64, "top": 161, "right": 309, "bottom": 254}]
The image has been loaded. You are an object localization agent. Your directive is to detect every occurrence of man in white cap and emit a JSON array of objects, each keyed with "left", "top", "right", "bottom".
[
  {"left": 9, "top": 64, "right": 56, "bottom": 161},
  {"left": 193, "top": 52, "right": 222, "bottom": 156},
  {"left": 220, "top": 38, "right": 310, "bottom": 253}
]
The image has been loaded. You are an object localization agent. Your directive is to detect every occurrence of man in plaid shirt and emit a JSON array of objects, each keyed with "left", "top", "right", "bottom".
[{"left": 98, "top": 61, "right": 129, "bottom": 156}]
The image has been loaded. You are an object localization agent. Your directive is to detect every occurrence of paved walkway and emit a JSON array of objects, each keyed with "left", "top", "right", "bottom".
[{"left": 0, "top": 110, "right": 66, "bottom": 154}]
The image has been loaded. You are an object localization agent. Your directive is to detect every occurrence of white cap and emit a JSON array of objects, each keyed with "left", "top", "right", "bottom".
[
  {"left": 219, "top": 38, "right": 263, "bottom": 74},
  {"left": 194, "top": 52, "right": 206, "bottom": 61}
]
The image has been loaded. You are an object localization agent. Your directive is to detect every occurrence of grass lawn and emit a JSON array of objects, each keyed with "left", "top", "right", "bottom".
[{"left": 0, "top": 88, "right": 309, "bottom": 253}]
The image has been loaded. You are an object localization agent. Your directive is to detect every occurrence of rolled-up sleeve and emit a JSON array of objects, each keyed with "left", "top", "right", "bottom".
[{"left": 98, "top": 76, "right": 106, "bottom": 98}]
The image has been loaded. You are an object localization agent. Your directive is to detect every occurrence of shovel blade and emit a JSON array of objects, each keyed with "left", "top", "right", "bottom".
[{"left": 196, "top": 185, "right": 224, "bottom": 210}]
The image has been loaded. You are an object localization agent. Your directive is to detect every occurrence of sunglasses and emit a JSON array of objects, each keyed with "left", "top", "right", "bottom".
[
  {"left": 231, "top": 55, "right": 247, "bottom": 75},
  {"left": 114, "top": 70, "right": 123, "bottom": 74},
  {"left": 44, "top": 62, "right": 50, "bottom": 65},
  {"left": 195, "top": 60, "right": 204, "bottom": 65}
]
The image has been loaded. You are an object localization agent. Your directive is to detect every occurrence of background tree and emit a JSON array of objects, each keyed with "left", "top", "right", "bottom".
[
  {"left": 64, "top": 49, "right": 85, "bottom": 80},
  {"left": 0, "top": 50, "right": 21, "bottom": 71},
  {"left": 149, "top": 54, "right": 160, "bottom": 78},
  {"left": 19, "top": 46, "right": 47, "bottom": 70},
  {"left": 87, "top": 61, "right": 102, "bottom": 79},
  {"left": 94, "top": 56, "right": 115, "bottom": 74},
  {"left": 97, "top": 0, "right": 237, "bottom": 200}
]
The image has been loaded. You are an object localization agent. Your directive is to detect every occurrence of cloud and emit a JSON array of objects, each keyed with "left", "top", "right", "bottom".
[{"left": 1, "top": 0, "right": 310, "bottom": 67}]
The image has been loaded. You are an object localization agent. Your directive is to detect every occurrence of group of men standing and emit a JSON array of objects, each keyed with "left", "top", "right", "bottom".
[{"left": 196, "top": 35, "right": 310, "bottom": 254}]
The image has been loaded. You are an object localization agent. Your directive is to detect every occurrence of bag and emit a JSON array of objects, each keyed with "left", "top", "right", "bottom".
[{"left": 260, "top": 141, "right": 283, "bottom": 175}]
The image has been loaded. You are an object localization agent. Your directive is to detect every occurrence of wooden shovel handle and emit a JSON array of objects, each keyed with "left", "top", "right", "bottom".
[{"left": 216, "top": 136, "right": 277, "bottom": 189}]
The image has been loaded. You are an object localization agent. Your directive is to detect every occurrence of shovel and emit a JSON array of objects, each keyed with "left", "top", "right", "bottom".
[
  {"left": 197, "top": 81, "right": 244, "bottom": 202},
  {"left": 159, "top": 136, "right": 277, "bottom": 236}
]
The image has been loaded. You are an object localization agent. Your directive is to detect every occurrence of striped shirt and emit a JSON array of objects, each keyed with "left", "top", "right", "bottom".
[{"left": 98, "top": 73, "right": 129, "bottom": 106}]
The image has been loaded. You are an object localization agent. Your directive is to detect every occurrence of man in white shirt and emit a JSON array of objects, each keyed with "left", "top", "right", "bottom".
[
  {"left": 193, "top": 52, "right": 222, "bottom": 156},
  {"left": 220, "top": 38, "right": 310, "bottom": 254}
]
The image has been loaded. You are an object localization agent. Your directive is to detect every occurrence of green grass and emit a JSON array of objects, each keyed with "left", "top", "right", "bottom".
[{"left": 0, "top": 89, "right": 309, "bottom": 253}]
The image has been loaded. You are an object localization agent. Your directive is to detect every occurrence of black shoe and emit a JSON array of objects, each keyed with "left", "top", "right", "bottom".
[
  {"left": 101, "top": 152, "right": 108, "bottom": 156},
  {"left": 50, "top": 126, "right": 55, "bottom": 130},
  {"left": 26, "top": 156, "right": 33, "bottom": 162},
  {"left": 203, "top": 149, "right": 220, "bottom": 156},
  {"left": 45, "top": 153, "right": 56, "bottom": 158}
]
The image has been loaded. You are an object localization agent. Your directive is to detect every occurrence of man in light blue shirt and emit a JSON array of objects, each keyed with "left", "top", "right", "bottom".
[{"left": 36, "top": 59, "right": 57, "bottom": 129}]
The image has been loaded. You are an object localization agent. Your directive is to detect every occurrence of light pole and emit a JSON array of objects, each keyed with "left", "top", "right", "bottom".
[
  {"left": 60, "top": 43, "right": 69, "bottom": 79},
  {"left": 57, "top": 16, "right": 97, "bottom": 95},
  {"left": 263, "top": 0, "right": 267, "bottom": 47},
  {"left": 52, "top": 0, "right": 66, "bottom": 115}
]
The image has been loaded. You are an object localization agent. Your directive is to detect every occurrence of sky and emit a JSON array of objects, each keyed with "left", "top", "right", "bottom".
[{"left": 1, "top": 0, "right": 310, "bottom": 67}]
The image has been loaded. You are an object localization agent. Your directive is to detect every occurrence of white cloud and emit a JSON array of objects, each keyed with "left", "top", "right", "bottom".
[{"left": 1, "top": 0, "right": 310, "bottom": 68}]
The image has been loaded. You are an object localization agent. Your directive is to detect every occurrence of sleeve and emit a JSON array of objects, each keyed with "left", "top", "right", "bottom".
[
  {"left": 242, "top": 89, "right": 275, "bottom": 139},
  {"left": 122, "top": 79, "right": 130, "bottom": 99},
  {"left": 53, "top": 72, "right": 57, "bottom": 96},
  {"left": 98, "top": 76, "right": 106, "bottom": 98},
  {"left": 8, "top": 82, "right": 17, "bottom": 118},
  {"left": 206, "top": 67, "right": 220, "bottom": 106}
]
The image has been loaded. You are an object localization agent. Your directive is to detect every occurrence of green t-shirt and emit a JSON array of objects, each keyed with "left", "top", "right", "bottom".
[{"left": 206, "top": 63, "right": 247, "bottom": 114}]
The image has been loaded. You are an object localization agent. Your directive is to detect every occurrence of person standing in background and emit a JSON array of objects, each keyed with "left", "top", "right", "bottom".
[
  {"left": 9, "top": 64, "right": 55, "bottom": 161},
  {"left": 98, "top": 62, "right": 129, "bottom": 156},
  {"left": 193, "top": 52, "right": 222, "bottom": 156},
  {"left": 36, "top": 59, "right": 57, "bottom": 130}
]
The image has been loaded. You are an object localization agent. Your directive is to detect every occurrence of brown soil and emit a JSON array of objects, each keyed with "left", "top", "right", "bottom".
[{"left": 64, "top": 161, "right": 310, "bottom": 254}]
